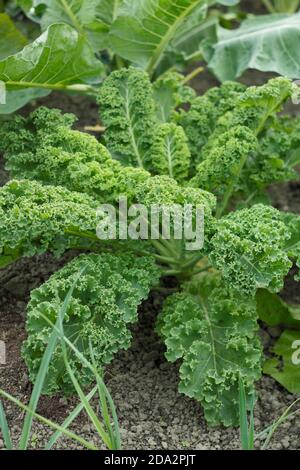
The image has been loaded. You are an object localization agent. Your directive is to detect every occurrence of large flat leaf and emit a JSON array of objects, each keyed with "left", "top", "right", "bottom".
[
  {"left": 0, "top": 88, "right": 50, "bottom": 114},
  {"left": 282, "top": 212, "right": 300, "bottom": 280},
  {"left": 0, "top": 13, "right": 27, "bottom": 59},
  {"left": 207, "top": 13, "right": 300, "bottom": 81},
  {"left": 109, "top": 0, "right": 209, "bottom": 75},
  {"left": 264, "top": 330, "right": 300, "bottom": 393},
  {"left": 256, "top": 289, "right": 300, "bottom": 327},
  {"left": 0, "top": 23, "right": 104, "bottom": 112},
  {"left": 29, "top": 0, "right": 123, "bottom": 50}
]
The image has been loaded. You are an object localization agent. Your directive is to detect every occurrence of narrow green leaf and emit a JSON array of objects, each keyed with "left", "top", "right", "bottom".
[
  {"left": 44, "top": 385, "right": 98, "bottom": 449},
  {"left": 18, "top": 267, "right": 85, "bottom": 450},
  {"left": 0, "top": 400, "right": 13, "bottom": 450},
  {"left": 239, "top": 377, "right": 250, "bottom": 450},
  {"left": 261, "top": 398, "right": 300, "bottom": 449},
  {"left": 0, "top": 389, "right": 97, "bottom": 450}
]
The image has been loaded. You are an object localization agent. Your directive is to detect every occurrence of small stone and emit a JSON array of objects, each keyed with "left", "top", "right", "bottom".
[
  {"left": 148, "top": 438, "right": 156, "bottom": 447},
  {"left": 59, "top": 397, "right": 68, "bottom": 406},
  {"left": 274, "top": 442, "right": 283, "bottom": 450},
  {"left": 162, "top": 441, "right": 168, "bottom": 449},
  {"left": 119, "top": 428, "right": 128, "bottom": 438},
  {"left": 20, "top": 372, "right": 29, "bottom": 388},
  {"left": 144, "top": 361, "right": 155, "bottom": 370},
  {"left": 0, "top": 439, "right": 4, "bottom": 449},
  {"left": 254, "top": 418, "right": 261, "bottom": 428},
  {"left": 195, "top": 443, "right": 207, "bottom": 450},
  {"left": 282, "top": 437, "right": 290, "bottom": 449},
  {"left": 82, "top": 423, "right": 91, "bottom": 433}
]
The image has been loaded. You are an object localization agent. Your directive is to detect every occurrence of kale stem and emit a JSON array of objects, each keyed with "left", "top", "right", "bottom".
[
  {"left": 154, "top": 254, "right": 179, "bottom": 265},
  {"left": 216, "top": 153, "right": 248, "bottom": 218},
  {"left": 180, "top": 252, "right": 206, "bottom": 270},
  {"left": 182, "top": 67, "right": 204, "bottom": 85},
  {"left": 5, "top": 81, "right": 96, "bottom": 93}
]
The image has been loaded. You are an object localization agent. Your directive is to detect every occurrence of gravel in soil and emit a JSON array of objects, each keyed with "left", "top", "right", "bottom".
[{"left": 0, "top": 261, "right": 299, "bottom": 450}]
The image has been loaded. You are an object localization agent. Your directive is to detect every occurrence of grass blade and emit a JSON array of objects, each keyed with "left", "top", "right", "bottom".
[
  {"left": 89, "top": 341, "right": 121, "bottom": 449},
  {"left": 0, "top": 400, "right": 13, "bottom": 450},
  {"left": 239, "top": 377, "right": 250, "bottom": 450},
  {"left": 18, "top": 267, "right": 86, "bottom": 449},
  {"left": 62, "top": 358, "right": 111, "bottom": 448},
  {"left": 44, "top": 385, "right": 98, "bottom": 450},
  {"left": 261, "top": 398, "right": 300, "bottom": 450},
  {"left": 56, "top": 306, "right": 112, "bottom": 449},
  {"left": 248, "top": 393, "right": 255, "bottom": 450},
  {"left": 0, "top": 389, "right": 97, "bottom": 450},
  {"left": 40, "top": 312, "right": 121, "bottom": 449}
]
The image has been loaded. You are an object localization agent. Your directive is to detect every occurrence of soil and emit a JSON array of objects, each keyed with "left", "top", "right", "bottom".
[{"left": 1, "top": 46, "right": 300, "bottom": 451}]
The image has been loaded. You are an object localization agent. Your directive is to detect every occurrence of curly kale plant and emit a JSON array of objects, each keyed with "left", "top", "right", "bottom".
[{"left": 1, "top": 68, "right": 300, "bottom": 426}]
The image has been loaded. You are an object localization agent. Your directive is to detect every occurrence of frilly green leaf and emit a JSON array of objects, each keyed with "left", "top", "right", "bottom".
[
  {"left": 22, "top": 252, "right": 160, "bottom": 395},
  {"left": 97, "top": 67, "right": 156, "bottom": 169},
  {"left": 150, "top": 123, "right": 191, "bottom": 183},
  {"left": 209, "top": 205, "right": 292, "bottom": 295},
  {"left": 156, "top": 274, "right": 261, "bottom": 426},
  {"left": 0, "top": 179, "right": 99, "bottom": 267}
]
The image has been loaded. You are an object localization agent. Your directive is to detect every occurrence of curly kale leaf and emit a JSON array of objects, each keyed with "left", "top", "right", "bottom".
[
  {"left": 97, "top": 67, "right": 156, "bottom": 169},
  {"left": 209, "top": 205, "right": 292, "bottom": 295},
  {"left": 97, "top": 67, "right": 197, "bottom": 176},
  {"left": 217, "top": 117, "right": 300, "bottom": 201},
  {"left": 219, "top": 77, "right": 294, "bottom": 135},
  {"left": 22, "top": 252, "right": 160, "bottom": 395},
  {"left": 246, "top": 115, "right": 300, "bottom": 190},
  {"left": 152, "top": 71, "right": 196, "bottom": 123},
  {"left": 0, "top": 106, "right": 76, "bottom": 155},
  {"left": 191, "top": 126, "right": 258, "bottom": 198},
  {"left": 156, "top": 274, "right": 261, "bottom": 426},
  {"left": 0, "top": 179, "right": 99, "bottom": 268},
  {"left": 150, "top": 123, "right": 191, "bottom": 184},
  {"left": 2, "top": 106, "right": 150, "bottom": 204},
  {"left": 134, "top": 175, "right": 216, "bottom": 216},
  {"left": 179, "top": 81, "right": 246, "bottom": 166},
  {"left": 188, "top": 78, "right": 296, "bottom": 207},
  {"left": 1, "top": 106, "right": 216, "bottom": 214}
]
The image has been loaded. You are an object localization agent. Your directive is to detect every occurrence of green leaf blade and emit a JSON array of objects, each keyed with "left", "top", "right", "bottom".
[
  {"left": 156, "top": 275, "right": 262, "bottom": 426},
  {"left": 0, "top": 23, "right": 104, "bottom": 112},
  {"left": 109, "top": 0, "right": 208, "bottom": 75},
  {"left": 208, "top": 13, "right": 300, "bottom": 81}
]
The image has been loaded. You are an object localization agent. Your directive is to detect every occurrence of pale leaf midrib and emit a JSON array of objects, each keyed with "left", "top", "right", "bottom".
[{"left": 146, "top": 0, "right": 202, "bottom": 75}]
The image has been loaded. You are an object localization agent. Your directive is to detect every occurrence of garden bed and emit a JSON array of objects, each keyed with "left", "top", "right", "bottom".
[{"left": 1, "top": 66, "right": 299, "bottom": 449}]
